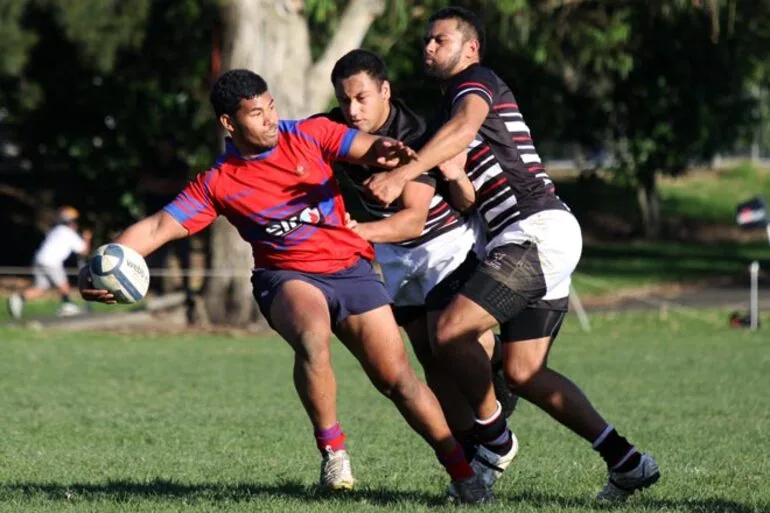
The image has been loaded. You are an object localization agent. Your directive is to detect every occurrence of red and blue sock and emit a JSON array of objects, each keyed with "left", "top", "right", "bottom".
[{"left": 315, "top": 422, "right": 347, "bottom": 453}]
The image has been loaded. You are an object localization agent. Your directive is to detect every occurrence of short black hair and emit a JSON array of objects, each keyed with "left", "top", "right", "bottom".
[
  {"left": 428, "top": 7, "right": 486, "bottom": 58},
  {"left": 210, "top": 69, "right": 268, "bottom": 118},
  {"left": 331, "top": 49, "right": 389, "bottom": 87}
]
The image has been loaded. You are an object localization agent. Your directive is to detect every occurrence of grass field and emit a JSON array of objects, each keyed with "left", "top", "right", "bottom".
[
  {"left": 659, "top": 164, "right": 770, "bottom": 225},
  {"left": 556, "top": 163, "right": 770, "bottom": 229},
  {"left": 0, "top": 310, "right": 768, "bottom": 513},
  {"left": 572, "top": 240, "right": 770, "bottom": 292}
]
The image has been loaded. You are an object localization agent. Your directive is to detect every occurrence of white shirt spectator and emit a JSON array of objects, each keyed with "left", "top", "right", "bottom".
[{"left": 34, "top": 225, "right": 87, "bottom": 267}]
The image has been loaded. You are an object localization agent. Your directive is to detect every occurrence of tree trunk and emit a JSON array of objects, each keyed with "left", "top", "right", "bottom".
[
  {"left": 203, "top": 0, "right": 385, "bottom": 325},
  {"left": 636, "top": 170, "right": 661, "bottom": 239}
]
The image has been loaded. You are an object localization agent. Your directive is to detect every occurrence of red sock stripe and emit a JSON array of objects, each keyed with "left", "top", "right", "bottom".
[
  {"left": 438, "top": 442, "right": 474, "bottom": 481},
  {"left": 316, "top": 432, "right": 346, "bottom": 452}
]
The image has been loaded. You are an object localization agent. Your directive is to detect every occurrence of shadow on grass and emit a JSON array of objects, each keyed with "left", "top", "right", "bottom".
[
  {"left": 2, "top": 479, "right": 766, "bottom": 512},
  {"left": 0, "top": 478, "right": 444, "bottom": 507},
  {"left": 508, "top": 490, "right": 766, "bottom": 513}
]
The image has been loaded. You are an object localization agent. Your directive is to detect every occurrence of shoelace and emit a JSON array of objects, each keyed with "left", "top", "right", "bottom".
[{"left": 322, "top": 449, "right": 350, "bottom": 482}]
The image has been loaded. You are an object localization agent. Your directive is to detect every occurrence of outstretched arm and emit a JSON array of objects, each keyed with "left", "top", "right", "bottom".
[
  {"left": 78, "top": 211, "right": 189, "bottom": 303},
  {"left": 114, "top": 210, "right": 189, "bottom": 256},
  {"left": 364, "top": 94, "right": 489, "bottom": 205},
  {"left": 343, "top": 132, "right": 419, "bottom": 169}
]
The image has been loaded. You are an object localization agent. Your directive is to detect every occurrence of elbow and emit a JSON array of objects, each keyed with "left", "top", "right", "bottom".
[{"left": 456, "top": 202, "right": 475, "bottom": 214}]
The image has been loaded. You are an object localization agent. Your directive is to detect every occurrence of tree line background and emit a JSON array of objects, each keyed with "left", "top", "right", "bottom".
[{"left": 1, "top": 0, "right": 769, "bottom": 323}]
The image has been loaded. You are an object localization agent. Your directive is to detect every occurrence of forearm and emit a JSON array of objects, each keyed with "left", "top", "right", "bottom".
[
  {"left": 114, "top": 212, "right": 187, "bottom": 257},
  {"left": 445, "top": 174, "right": 476, "bottom": 213},
  {"left": 392, "top": 116, "right": 477, "bottom": 184},
  {"left": 355, "top": 210, "right": 426, "bottom": 244}
]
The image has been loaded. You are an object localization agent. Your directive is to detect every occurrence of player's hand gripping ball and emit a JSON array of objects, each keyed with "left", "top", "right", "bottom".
[{"left": 89, "top": 244, "right": 150, "bottom": 304}]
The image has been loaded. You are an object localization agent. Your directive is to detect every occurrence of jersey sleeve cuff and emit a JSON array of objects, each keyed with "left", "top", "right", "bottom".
[
  {"left": 163, "top": 203, "right": 192, "bottom": 225},
  {"left": 338, "top": 128, "right": 359, "bottom": 158},
  {"left": 452, "top": 87, "right": 494, "bottom": 107}
]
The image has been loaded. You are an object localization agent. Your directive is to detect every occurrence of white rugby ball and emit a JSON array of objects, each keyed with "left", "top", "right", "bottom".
[{"left": 89, "top": 243, "right": 150, "bottom": 304}]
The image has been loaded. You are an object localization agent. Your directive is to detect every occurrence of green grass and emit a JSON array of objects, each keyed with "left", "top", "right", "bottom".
[
  {"left": 551, "top": 163, "right": 770, "bottom": 294},
  {"left": 660, "top": 163, "right": 770, "bottom": 225},
  {"left": 556, "top": 162, "right": 770, "bottom": 229},
  {"left": 0, "top": 298, "right": 142, "bottom": 324},
  {"left": 573, "top": 240, "right": 770, "bottom": 293},
  {"left": 0, "top": 310, "right": 768, "bottom": 512}
]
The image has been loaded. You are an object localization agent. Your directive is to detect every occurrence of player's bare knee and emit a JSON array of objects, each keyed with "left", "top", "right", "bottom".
[
  {"left": 292, "top": 330, "right": 332, "bottom": 364},
  {"left": 371, "top": 360, "right": 418, "bottom": 400},
  {"left": 505, "top": 360, "right": 544, "bottom": 390}
]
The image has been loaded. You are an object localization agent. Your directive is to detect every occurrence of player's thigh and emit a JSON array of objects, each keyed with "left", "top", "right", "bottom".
[
  {"left": 433, "top": 293, "right": 499, "bottom": 349},
  {"left": 501, "top": 307, "right": 567, "bottom": 380},
  {"left": 336, "top": 304, "right": 412, "bottom": 384},
  {"left": 463, "top": 242, "right": 547, "bottom": 324},
  {"left": 424, "top": 250, "right": 486, "bottom": 347},
  {"left": 267, "top": 280, "right": 332, "bottom": 353}
]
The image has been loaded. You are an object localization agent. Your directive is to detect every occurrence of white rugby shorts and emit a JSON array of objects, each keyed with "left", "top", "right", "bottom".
[
  {"left": 375, "top": 215, "right": 485, "bottom": 306},
  {"left": 486, "top": 209, "right": 583, "bottom": 301}
]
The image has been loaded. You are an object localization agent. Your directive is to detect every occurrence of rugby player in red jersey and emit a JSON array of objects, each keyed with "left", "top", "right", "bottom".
[{"left": 78, "top": 69, "right": 492, "bottom": 503}]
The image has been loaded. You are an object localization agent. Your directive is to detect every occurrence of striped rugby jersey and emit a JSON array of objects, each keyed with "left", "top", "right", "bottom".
[
  {"left": 432, "top": 64, "right": 567, "bottom": 242},
  {"left": 323, "top": 99, "right": 466, "bottom": 248}
]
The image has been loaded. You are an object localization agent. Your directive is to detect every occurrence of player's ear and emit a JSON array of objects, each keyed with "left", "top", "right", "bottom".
[
  {"left": 466, "top": 38, "right": 480, "bottom": 59},
  {"left": 381, "top": 80, "right": 391, "bottom": 101},
  {"left": 219, "top": 114, "right": 236, "bottom": 134}
]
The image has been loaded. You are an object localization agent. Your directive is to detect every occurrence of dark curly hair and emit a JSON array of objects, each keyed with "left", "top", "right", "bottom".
[
  {"left": 331, "top": 49, "right": 389, "bottom": 87},
  {"left": 210, "top": 69, "right": 268, "bottom": 118}
]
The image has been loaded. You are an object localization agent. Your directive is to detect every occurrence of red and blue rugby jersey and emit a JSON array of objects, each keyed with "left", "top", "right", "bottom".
[{"left": 163, "top": 117, "right": 375, "bottom": 274}]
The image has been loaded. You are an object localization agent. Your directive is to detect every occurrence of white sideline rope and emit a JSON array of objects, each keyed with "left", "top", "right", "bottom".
[
  {"left": 0, "top": 266, "right": 254, "bottom": 278},
  {"left": 0, "top": 265, "right": 749, "bottom": 327}
]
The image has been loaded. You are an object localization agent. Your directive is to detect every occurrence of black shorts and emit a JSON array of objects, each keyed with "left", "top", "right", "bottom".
[
  {"left": 501, "top": 304, "right": 566, "bottom": 343},
  {"left": 425, "top": 245, "right": 569, "bottom": 342},
  {"left": 391, "top": 304, "right": 426, "bottom": 327}
]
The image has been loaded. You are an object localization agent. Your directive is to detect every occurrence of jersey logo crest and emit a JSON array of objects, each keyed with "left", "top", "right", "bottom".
[{"left": 265, "top": 205, "right": 325, "bottom": 238}]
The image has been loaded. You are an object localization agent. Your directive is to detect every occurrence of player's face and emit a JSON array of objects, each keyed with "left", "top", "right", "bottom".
[
  {"left": 227, "top": 92, "right": 280, "bottom": 150},
  {"left": 423, "top": 19, "right": 470, "bottom": 79},
  {"left": 335, "top": 72, "right": 391, "bottom": 134}
]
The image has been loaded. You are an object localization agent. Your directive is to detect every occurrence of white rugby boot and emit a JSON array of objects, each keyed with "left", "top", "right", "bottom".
[{"left": 319, "top": 446, "right": 355, "bottom": 491}]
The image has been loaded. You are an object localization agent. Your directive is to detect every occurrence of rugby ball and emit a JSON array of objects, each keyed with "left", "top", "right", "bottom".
[{"left": 89, "top": 243, "right": 150, "bottom": 304}]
